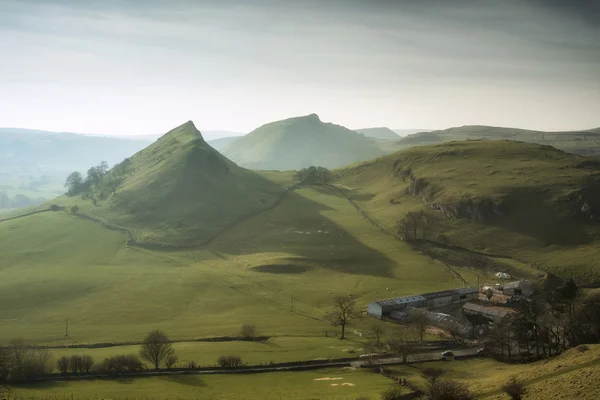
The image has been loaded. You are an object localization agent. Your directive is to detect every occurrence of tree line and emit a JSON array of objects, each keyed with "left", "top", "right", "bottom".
[
  {"left": 294, "top": 166, "right": 334, "bottom": 185},
  {"left": 485, "top": 277, "right": 600, "bottom": 361},
  {"left": 64, "top": 158, "right": 131, "bottom": 202},
  {"left": 0, "top": 324, "right": 260, "bottom": 384}
]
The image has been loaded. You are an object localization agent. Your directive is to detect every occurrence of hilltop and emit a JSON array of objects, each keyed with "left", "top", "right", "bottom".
[
  {"left": 53, "top": 121, "right": 285, "bottom": 246},
  {"left": 222, "top": 114, "right": 384, "bottom": 170},
  {"left": 355, "top": 127, "right": 399, "bottom": 140},
  {"left": 385, "top": 125, "right": 600, "bottom": 158},
  {"left": 338, "top": 140, "right": 600, "bottom": 283}
]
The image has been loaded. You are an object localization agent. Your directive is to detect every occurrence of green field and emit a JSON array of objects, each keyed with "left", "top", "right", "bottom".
[
  {"left": 8, "top": 367, "right": 398, "bottom": 400},
  {"left": 49, "top": 337, "right": 365, "bottom": 368},
  {"left": 1, "top": 176, "right": 476, "bottom": 346}
]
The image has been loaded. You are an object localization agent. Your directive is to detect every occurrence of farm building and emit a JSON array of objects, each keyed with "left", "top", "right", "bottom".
[
  {"left": 501, "top": 280, "right": 535, "bottom": 297},
  {"left": 367, "top": 287, "right": 478, "bottom": 319},
  {"left": 464, "top": 313, "right": 490, "bottom": 336},
  {"left": 462, "top": 302, "right": 516, "bottom": 324}
]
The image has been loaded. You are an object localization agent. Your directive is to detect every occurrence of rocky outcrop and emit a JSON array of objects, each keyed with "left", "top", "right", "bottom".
[
  {"left": 428, "top": 198, "right": 503, "bottom": 222},
  {"left": 399, "top": 172, "right": 503, "bottom": 222}
]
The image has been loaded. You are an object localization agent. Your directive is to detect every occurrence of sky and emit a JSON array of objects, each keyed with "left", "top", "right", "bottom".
[{"left": 1, "top": 0, "right": 599, "bottom": 136}]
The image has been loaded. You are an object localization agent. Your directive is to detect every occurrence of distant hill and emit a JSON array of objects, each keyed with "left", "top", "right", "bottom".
[
  {"left": 355, "top": 127, "right": 399, "bottom": 140},
  {"left": 208, "top": 136, "right": 240, "bottom": 150},
  {"left": 55, "top": 121, "right": 285, "bottom": 246},
  {"left": 222, "top": 114, "right": 384, "bottom": 170},
  {"left": 387, "top": 125, "right": 600, "bottom": 158},
  {"left": 0, "top": 128, "right": 151, "bottom": 170},
  {"left": 0, "top": 128, "right": 152, "bottom": 208},
  {"left": 338, "top": 140, "right": 600, "bottom": 283},
  {"left": 392, "top": 129, "right": 431, "bottom": 137}
]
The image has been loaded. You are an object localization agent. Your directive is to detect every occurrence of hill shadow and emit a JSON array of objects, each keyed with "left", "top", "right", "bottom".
[
  {"left": 205, "top": 189, "right": 397, "bottom": 277},
  {"left": 488, "top": 189, "right": 593, "bottom": 246}
]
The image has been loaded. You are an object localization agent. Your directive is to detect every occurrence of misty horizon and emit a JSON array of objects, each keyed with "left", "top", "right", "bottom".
[{"left": 2, "top": 0, "right": 599, "bottom": 135}]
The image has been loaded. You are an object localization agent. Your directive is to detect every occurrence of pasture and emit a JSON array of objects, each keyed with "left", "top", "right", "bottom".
[{"left": 0, "top": 179, "right": 479, "bottom": 346}]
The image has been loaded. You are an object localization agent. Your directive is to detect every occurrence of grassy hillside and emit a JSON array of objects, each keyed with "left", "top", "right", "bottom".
[
  {"left": 356, "top": 127, "right": 399, "bottom": 140},
  {"left": 387, "top": 344, "right": 600, "bottom": 399},
  {"left": 0, "top": 169, "right": 477, "bottom": 345},
  {"left": 338, "top": 140, "right": 600, "bottom": 283},
  {"left": 51, "top": 121, "right": 285, "bottom": 246},
  {"left": 222, "top": 114, "right": 384, "bottom": 170},
  {"left": 383, "top": 125, "right": 600, "bottom": 158}
]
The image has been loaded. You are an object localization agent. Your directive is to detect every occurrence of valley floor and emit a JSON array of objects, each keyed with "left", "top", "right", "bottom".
[{"left": 7, "top": 345, "right": 600, "bottom": 400}]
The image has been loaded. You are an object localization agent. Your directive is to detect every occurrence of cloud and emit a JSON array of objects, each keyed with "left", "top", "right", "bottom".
[{"left": 0, "top": 0, "right": 598, "bottom": 133}]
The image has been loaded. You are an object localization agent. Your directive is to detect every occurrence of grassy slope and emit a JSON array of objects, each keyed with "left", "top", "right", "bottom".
[
  {"left": 387, "top": 345, "right": 600, "bottom": 400},
  {"left": 49, "top": 121, "right": 285, "bottom": 245},
  {"left": 381, "top": 125, "right": 600, "bottom": 158},
  {"left": 10, "top": 367, "right": 397, "bottom": 400},
  {"left": 338, "top": 140, "right": 600, "bottom": 283},
  {"left": 0, "top": 169, "right": 475, "bottom": 345},
  {"left": 222, "top": 114, "right": 384, "bottom": 170}
]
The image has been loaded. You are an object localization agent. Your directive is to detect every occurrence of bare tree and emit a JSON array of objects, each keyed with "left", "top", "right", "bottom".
[
  {"left": 165, "top": 355, "right": 178, "bottom": 369},
  {"left": 325, "top": 297, "right": 359, "bottom": 340},
  {"left": 429, "top": 380, "right": 475, "bottom": 400},
  {"left": 69, "top": 355, "right": 83, "bottom": 373},
  {"left": 0, "top": 346, "right": 12, "bottom": 383},
  {"left": 411, "top": 308, "right": 428, "bottom": 341},
  {"left": 447, "top": 321, "right": 462, "bottom": 342},
  {"left": 139, "top": 330, "right": 175, "bottom": 370},
  {"left": 368, "top": 320, "right": 386, "bottom": 346},
  {"left": 501, "top": 377, "right": 527, "bottom": 400},
  {"left": 8, "top": 339, "right": 52, "bottom": 381},
  {"left": 385, "top": 326, "right": 418, "bottom": 363},
  {"left": 421, "top": 367, "right": 446, "bottom": 388},
  {"left": 56, "top": 356, "right": 69, "bottom": 374},
  {"left": 240, "top": 324, "right": 258, "bottom": 340},
  {"left": 81, "top": 355, "right": 94, "bottom": 373}
]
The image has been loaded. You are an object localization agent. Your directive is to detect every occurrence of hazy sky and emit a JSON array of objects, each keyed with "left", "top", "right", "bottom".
[{"left": 1, "top": 0, "right": 599, "bottom": 135}]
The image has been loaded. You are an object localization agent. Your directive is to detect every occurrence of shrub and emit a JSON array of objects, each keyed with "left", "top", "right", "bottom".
[
  {"left": 49, "top": 204, "right": 60, "bottom": 211},
  {"left": 380, "top": 387, "right": 404, "bottom": 400},
  {"left": 100, "top": 354, "right": 143, "bottom": 374},
  {"left": 217, "top": 355, "right": 244, "bottom": 369},
  {"left": 240, "top": 324, "right": 258, "bottom": 340},
  {"left": 187, "top": 361, "right": 197, "bottom": 369},
  {"left": 165, "top": 355, "right": 178, "bottom": 369},
  {"left": 575, "top": 344, "right": 589, "bottom": 353},
  {"left": 501, "top": 377, "right": 527, "bottom": 400},
  {"left": 70, "top": 205, "right": 80, "bottom": 214},
  {"left": 430, "top": 380, "right": 475, "bottom": 400}
]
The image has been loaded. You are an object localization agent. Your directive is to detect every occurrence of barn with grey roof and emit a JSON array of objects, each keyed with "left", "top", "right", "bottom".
[{"left": 367, "top": 287, "right": 478, "bottom": 319}]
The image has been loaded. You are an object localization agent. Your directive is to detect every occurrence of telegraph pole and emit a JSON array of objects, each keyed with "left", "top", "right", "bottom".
[{"left": 65, "top": 318, "right": 69, "bottom": 338}]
